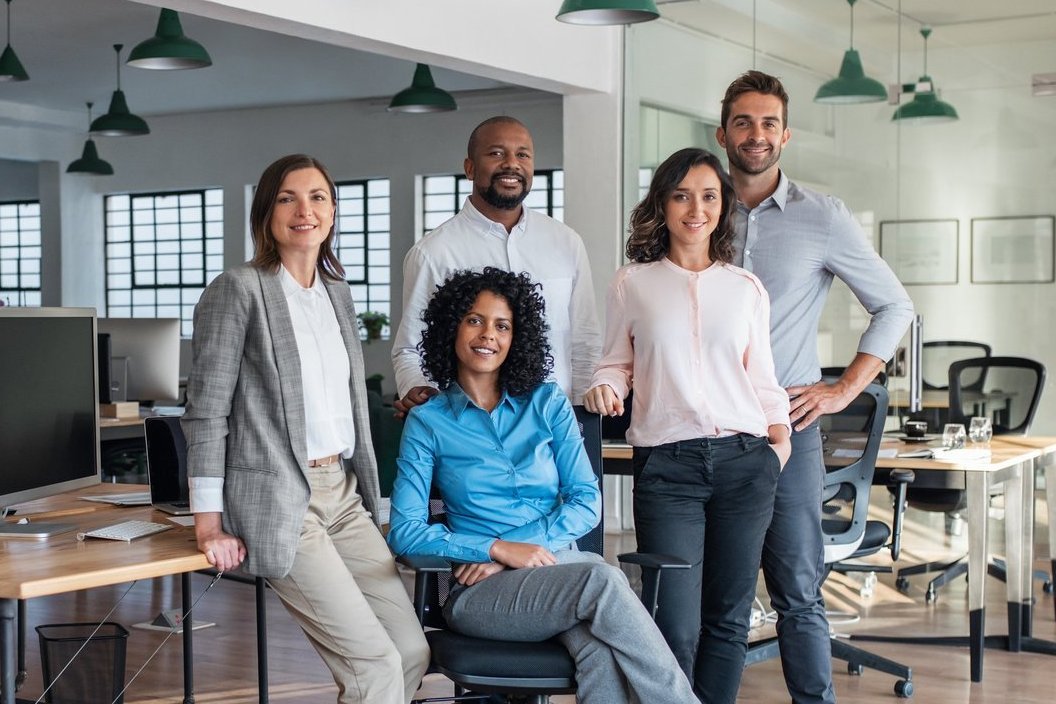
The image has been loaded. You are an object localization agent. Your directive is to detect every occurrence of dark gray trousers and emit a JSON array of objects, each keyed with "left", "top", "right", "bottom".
[
  {"left": 633, "top": 433, "right": 781, "bottom": 704},
  {"left": 761, "top": 424, "right": 836, "bottom": 704}
]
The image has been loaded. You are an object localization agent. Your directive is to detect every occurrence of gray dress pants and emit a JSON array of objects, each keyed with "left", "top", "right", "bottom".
[{"left": 444, "top": 550, "right": 697, "bottom": 704}]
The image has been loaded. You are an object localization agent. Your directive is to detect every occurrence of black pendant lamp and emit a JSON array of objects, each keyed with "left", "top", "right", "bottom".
[
  {"left": 91, "top": 44, "right": 150, "bottom": 136},
  {"left": 0, "top": 0, "right": 28, "bottom": 82},
  {"left": 68, "top": 103, "right": 115, "bottom": 176},
  {"left": 387, "top": 64, "right": 457, "bottom": 113},
  {"left": 127, "top": 9, "right": 212, "bottom": 70}
]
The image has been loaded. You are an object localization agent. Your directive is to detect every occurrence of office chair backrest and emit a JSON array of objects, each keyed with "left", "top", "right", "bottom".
[
  {"left": 947, "top": 356, "right": 1045, "bottom": 435},
  {"left": 418, "top": 404, "right": 604, "bottom": 628},
  {"left": 600, "top": 389, "right": 632, "bottom": 442},
  {"left": 820, "top": 367, "right": 888, "bottom": 388},
  {"left": 819, "top": 382, "right": 889, "bottom": 562},
  {"left": 922, "top": 340, "right": 992, "bottom": 391}
]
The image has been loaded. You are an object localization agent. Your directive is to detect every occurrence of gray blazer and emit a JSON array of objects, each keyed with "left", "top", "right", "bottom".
[{"left": 182, "top": 264, "right": 381, "bottom": 578}]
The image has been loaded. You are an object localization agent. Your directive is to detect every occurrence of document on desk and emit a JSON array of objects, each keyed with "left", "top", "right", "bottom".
[{"left": 80, "top": 492, "right": 152, "bottom": 506}]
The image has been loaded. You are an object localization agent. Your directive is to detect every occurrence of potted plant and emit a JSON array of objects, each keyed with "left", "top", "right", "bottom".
[{"left": 357, "top": 310, "right": 390, "bottom": 342}]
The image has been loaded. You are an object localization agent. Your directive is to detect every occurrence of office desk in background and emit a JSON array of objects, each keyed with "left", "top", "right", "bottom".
[
  {"left": 0, "top": 485, "right": 209, "bottom": 704},
  {"left": 601, "top": 436, "right": 1056, "bottom": 683}
]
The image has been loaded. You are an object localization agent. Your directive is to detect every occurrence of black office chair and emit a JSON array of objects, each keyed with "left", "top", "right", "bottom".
[
  {"left": 921, "top": 341, "right": 992, "bottom": 392},
  {"left": 401, "top": 406, "right": 687, "bottom": 703},
  {"left": 746, "top": 383, "right": 917, "bottom": 699},
  {"left": 895, "top": 356, "right": 1050, "bottom": 601}
]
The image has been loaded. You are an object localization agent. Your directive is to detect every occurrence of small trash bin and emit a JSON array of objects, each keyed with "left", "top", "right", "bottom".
[{"left": 36, "top": 622, "right": 129, "bottom": 704}]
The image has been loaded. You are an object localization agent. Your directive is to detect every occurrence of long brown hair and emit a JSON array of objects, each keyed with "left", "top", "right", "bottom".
[
  {"left": 625, "top": 148, "right": 737, "bottom": 264},
  {"left": 249, "top": 154, "right": 344, "bottom": 282}
]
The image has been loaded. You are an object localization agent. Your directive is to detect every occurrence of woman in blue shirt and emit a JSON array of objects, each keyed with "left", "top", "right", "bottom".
[{"left": 387, "top": 268, "right": 695, "bottom": 704}]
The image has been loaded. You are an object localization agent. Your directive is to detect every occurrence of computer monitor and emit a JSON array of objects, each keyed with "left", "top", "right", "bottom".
[
  {"left": 97, "top": 318, "right": 181, "bottom": 403},
  {"left": 0, "top": 307, "right": 101, "bottom": 537}
]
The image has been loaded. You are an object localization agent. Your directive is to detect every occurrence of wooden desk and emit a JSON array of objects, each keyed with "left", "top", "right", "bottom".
[{"left": 0, "top": 485, "right": 209, "bottom": 704}]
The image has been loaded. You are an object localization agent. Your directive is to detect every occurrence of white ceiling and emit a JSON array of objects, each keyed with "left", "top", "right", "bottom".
[{"left": 1, "top": 1, "right": 1053, "bottom": 129}]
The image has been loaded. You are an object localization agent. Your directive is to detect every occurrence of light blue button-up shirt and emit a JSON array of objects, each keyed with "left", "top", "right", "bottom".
[{"left": 387, "top": 382, "right": 600, "bottom": 563}]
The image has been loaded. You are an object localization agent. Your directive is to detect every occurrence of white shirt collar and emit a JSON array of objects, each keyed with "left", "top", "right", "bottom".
[
  {"left": 460, "top": 197, "right": 528, "bottom": 237},
  {"left": 279, "top": 264, "right": 327, "bottom": 300}
]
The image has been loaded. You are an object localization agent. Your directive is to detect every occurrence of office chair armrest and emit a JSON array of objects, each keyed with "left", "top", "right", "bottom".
[
  {"left": 617, "top": 551, "right": 692, "bottom": 619},
  {"left": 886, "top": 469, "right": 916, "bottom": 562},
  {"left": 396, "top": 554, "right": 454, "bottom": 628},
  {"left": 616, "top": 552, "right": 692, "bottom": 570},
  {"left": 396, "top": 554, "right": 453, "bottom": 573}
]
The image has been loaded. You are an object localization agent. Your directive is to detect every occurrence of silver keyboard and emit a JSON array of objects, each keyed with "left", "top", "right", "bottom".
[{"left": 78, "top": 520, "right": 173, "bottom": 542}]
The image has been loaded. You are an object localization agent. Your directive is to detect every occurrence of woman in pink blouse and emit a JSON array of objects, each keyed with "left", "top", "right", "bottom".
[{"left": 585, "top": 147, "right": 791, "bottom": 704}]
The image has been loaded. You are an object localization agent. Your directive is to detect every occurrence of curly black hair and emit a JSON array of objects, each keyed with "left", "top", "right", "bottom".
[{"left": 419, "top": 267, "right": 553, "bottom": 397}]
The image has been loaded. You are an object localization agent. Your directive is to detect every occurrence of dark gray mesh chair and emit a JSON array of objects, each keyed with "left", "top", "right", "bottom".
[
  {"left": 746, "top": 383, "right": 916, "bottom": 699},
  {"left": 896, "top": 356, "right": 1050, "bottom": 601}
]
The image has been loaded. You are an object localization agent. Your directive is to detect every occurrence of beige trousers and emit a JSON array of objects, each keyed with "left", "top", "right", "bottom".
[{"left": 266, "top": 465, "right": 430, "bottom": 704}]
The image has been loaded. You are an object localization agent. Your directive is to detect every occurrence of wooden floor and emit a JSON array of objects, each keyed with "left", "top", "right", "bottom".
[{"left": 12, "top": 492, "right": 1055, "bottom": 703}]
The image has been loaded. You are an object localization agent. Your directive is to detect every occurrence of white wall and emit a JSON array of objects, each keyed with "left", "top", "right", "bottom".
[{"left": 628, "top": 21, "right": 1056, "bottom": 433}]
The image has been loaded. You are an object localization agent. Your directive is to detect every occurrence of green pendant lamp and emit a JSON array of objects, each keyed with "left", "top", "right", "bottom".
[
  {"left": 892, "top": 27, "right": 958, "bottom": 124},
  {"left": 127, "top": 8, "right": 212, "bottom": 70},
  {"left": 68, "top": 103, "right": 115, "bottom": 176},
  {"left": 814, "top": 0, "right": 887, "bottom": 104},
  {"left": 91, "top": 44, "right": 150, "bottom": 136},
  {"left": 388, "top": 64, "right": 457, "bottom": 113},
  {"left": 556, "top": 0, "right": 659, "bottom": 25},
  {"left": 0, "top": 0, "right": 28, "bottom": 82}
]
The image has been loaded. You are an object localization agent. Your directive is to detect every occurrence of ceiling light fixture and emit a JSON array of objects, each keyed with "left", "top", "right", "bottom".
[
  {"left": 814, "top": 0, "right": 887, "bottom": 104},
  {"left": 0, "top": 0, "right": 28, "bottom": 82},
  {"left": 67, "top": 102, "right": 115, "bottom": 176},
  {"left": 91, "top": 44, "right": 150, "bottom": 137},
  {"left": 556, "top": 0, "right": 659, "bottom": 25},
  {"left": 892, "top": 26, "right": 958, "bottom": 123},
  {"left": 387, "top": 64, "right": 457, "bottom": 113},
  {"left": 127, "top": 8, "right": 212, "bottom": 70}
]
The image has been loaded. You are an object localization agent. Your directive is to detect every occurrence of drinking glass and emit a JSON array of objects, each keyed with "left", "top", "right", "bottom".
[
  {"left": 942, "top": 423, "right": 967, "bottom": 450},
  {"left": 969, "top": 416, "right": 993, "bottom": 446}
]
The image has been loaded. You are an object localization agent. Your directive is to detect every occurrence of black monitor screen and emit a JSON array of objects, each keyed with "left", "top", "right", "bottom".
[{"left": 0, "top": 308, "right": 100, "bottom": 509}]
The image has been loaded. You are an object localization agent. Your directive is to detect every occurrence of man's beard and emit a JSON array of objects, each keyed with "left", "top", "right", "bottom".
[
  {"left": 478, "top": 175, "right": 529, "bottom": 210},
  {"left": 727, "top": 142, "right": 781, "bottom": 176}
]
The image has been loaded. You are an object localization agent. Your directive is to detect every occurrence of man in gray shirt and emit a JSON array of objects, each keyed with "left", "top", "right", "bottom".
[{"left": 716, "top": 70, "right": 913, "bottom": 703}]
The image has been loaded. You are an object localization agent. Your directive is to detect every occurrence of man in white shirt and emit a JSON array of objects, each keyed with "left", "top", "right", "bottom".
[{"left": 392, "top": 116, "right": 601, "bottom": 413}]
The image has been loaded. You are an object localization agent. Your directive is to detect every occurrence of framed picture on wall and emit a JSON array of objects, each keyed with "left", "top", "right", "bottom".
[
  {"left": 879, "top": 219, "right": 959, "bottom": 285},
  {"left": 970, "top": 216, "right": 1055, "bottom": 284}
]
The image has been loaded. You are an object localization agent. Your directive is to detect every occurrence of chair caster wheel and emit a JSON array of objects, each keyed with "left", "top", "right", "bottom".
[
  {"left": 847, "top": 662, "right": 864, "bottom": 676},
  {"left": 894, "top": 679, "right": 914, "bottom": 698},
  {"left": 895, "top": 577, "right": 910, "bottom": 592},
  {"left": 924, "top": 588, "right": 936, "bottom": 603}
]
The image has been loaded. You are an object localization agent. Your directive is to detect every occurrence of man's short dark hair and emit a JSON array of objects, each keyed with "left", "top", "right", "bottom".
[
  {"left": 720, "top": 70, "right": 790, "bottom": 129},
  {"left": 467, "top": 116, "right": 529, "bottom": 158}
]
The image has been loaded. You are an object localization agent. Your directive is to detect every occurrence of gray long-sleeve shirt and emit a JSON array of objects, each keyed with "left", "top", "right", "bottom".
[{"left": 731, "top": 172, "right": 914, "bottom": 388}]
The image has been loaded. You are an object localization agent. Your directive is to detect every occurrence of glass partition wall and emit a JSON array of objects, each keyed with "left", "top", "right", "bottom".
[{"left": 623, "top": 11, "right": 1056, "bottom": 434}]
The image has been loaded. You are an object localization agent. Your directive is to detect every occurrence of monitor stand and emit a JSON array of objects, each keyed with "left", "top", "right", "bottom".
[{"left": 0, "top": 522, "right": 76, "bottom": 539}]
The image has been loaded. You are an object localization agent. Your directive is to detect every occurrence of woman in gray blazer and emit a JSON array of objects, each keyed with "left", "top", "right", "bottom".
[{"left": 182, "top": 154, "right": 429, "bottom": 704}]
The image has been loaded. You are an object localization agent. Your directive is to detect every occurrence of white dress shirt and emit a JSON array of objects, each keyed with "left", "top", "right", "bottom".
[
  {"left": 190, "top": 265, "right": 355, "bottom": 513},
  {"left": 392, "top": 198, "right": 602, "bottom": 402}
]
